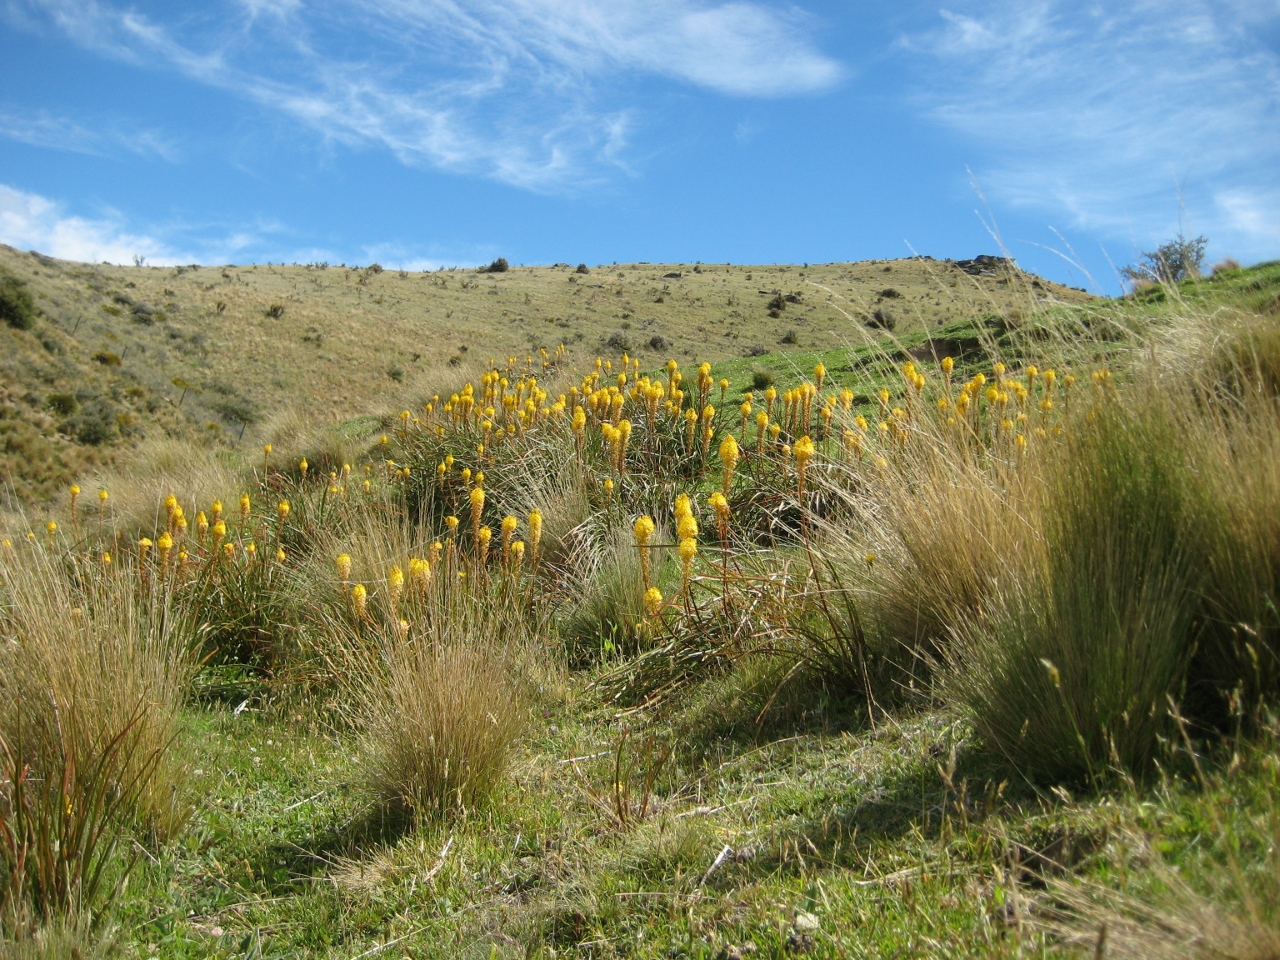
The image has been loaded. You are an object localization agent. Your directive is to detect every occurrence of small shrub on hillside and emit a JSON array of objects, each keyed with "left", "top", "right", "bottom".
[
  {"left": 0, "top": 269, "right": 37, "bottom": 330},
  {"left": 480, "top": 258, "right": 509, "bottom": 274},
  {"left": 1122, "top": 233, "right": 1207, "bottom": 285},
  {"left": 265, "top": 303, "right": 285, "bottom": 319},
  {"left": 751, "top": 368, "right": 775, "bottom": 389},
  {"left": 576, "top": 263, "right": 590, "bottom": 275},
  {"left": 869, "top": 308, "right": 896, "bottom": 330},
  {"left": 779, "top": 329, "right": 798, "bottom": 345},
  {"left": 46, "top": 393, "right": 78, "bottom": 417}
]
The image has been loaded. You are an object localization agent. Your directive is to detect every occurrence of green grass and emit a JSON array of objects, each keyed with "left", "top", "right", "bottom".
[
  {"left": 5, "top": 256, "right": 1280, "bottom": 958},
  {"left": 92, "top": 685, "right": 1280, "bottom": 958}
]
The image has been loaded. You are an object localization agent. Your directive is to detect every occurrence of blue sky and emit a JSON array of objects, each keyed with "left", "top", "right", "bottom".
[{"left": 0, "top": 0, "right": 1277, "bottom": 294}]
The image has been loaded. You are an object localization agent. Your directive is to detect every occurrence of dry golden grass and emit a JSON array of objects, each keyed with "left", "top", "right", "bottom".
[{"left": 0, "top": 540, "right": 195, "bottom": 838}]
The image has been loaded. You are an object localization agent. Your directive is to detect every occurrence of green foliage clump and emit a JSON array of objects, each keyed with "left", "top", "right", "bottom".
[
  {"left": 0, "top": 269, "right": 37, "bottom": 330},
  {"left": 1122, "top": 233, "right": 1207, "bottom": 285}
]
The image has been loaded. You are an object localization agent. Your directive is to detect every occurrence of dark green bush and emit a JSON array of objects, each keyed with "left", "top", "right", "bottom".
[{"left": 0, "top": 269, "right": 37, "bottom": 330}]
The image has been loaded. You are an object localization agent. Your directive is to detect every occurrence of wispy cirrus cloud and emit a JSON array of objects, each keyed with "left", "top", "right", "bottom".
[
  {"left": 0, "top": 107, "right": 179, "bottom": 161},
  {"left": 904, "top": 0, "right": 1280, "bottom": 261},
  {"left": 9, "top": 0, "right": 842, "bottom": 191}
]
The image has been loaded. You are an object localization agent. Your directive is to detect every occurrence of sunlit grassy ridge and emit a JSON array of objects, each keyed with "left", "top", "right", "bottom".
[
  {"left": 1, "top": 259, "right": 1279, "bottom": 957},
  {"left": 0, "top": 243, "right": 1090, "bottom": 503}
]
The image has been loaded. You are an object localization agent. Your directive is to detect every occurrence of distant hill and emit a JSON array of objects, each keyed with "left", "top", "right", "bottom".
[{"left": 0, "top": 244, "right": 1092, "bottom": 503}]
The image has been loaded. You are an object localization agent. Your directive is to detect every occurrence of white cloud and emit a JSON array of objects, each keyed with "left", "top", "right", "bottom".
[
  {"left": 0, "top": 182, "right": 490, "bottom": 268},
  {"left": 0, "top": 107, "right": 179, "bottom": 161},
  {"left": 16, "top": 0, "right": 841, "bottom": 191},
  {"left": 0, "top": 183, "right": 175, "bottom": 264},
  {"left": 906, "top": 0, "right": 1280, "bottom": 262}
]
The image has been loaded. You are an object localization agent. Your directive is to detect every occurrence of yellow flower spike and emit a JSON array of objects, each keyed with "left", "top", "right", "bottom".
[
  {"left": 102, "top": 551, "right": 111, "bottom": 566},
  {"left": 429, "top": 541, "right": 443, "bottom": 567},
  {"left": 864, "top": 552, "right": 876, "bottom": 566},
  {"left": 299, "top": 458, "right": 308, "bottom": 477},
  {"left": 814, "top": 363, "right": 827, "bottom": 390},
  {"left": 69, "top": 484, "right": 80, "bottom": 522},
  {"left": 678, "top": 537, "right": 698, "bottom": 588},
  {"left": 674, "top": 493, "right": 692, "bottom": 520},
  {"left": 138, "top": 536, "right": 152, "bottom": 561},
  {"left": 768, "top": 422, "right": 781, "bottom": 441},
  {"left": 677, "top": 514, "right": 698, "bottom": 541},
  {"left": 527, "top": 509, "right": 543, "bottom": 563},
  {"left": 157, "top": 531, "right": 173, "bottom": 566},
  {"left": 246, "top": 542, "right": 257, "bottom": 558},
  {"left": 409, "top": 557, "right": 430, "bottom": 591},
  {"left": 444, "top": 454, "right": 455, "bottom": 469},
  {"left": 501, "top": 515, "right": 519, "bottom": 562},
  {"left": 351, "top": 583, "right": 368, "bottom": 618},
  {"left": 477, "top": 525, "right": 493, "bottom": 566},
  {"left": 196, "top": 511, "right": 209, "bottom": 543},
  {"left": 644, "top": 586, "right": 664, "bottom": 618},
  {"left": 993, "top": 362, "right": 1006, "bottom": 378},
  {"left": 793, "top": 435, "right": 815, "bottom": 496},
  {"left": 445, "top": 515, "right": 460, "bottom": 539},
  {"left": 603, "top": 477, "right": 615, "bottom": 500},
  {"left": 277, "top": 501, "right": 290, "bottom": 522},
  {"left": 211, "top": 520, "right": 227, "bottom": 544},
  {"left": 45, "top": 520, "right": 58, "bottom": 544},
  {"left": 511, "top": 540, "right": 525, "bottom": 571},
  {"left": 276, "top": 547, "right": 286, "bottom": 563},
  {"left": 264, "top": 443, "right": 272, "bottom": 457},
  {"left": 941, "top": 356, "right": 955, "bottom": 375},
  {"left": 633, "top": 513, "right": 655, "bottom": 549},
  {"left": 1044, "top": 369, "right": 1057, "bottom": 387},
  {"left": 388, "top": 566, "right": 405, "bottom": 607},
  {"left": 362, "top": 479, "right": 372, "bottom": 494},
  {"left": 709, "top": 491, "right": 730, "bottom": 541},
  {"left": 469, "top": 486, "right": 486, "bottom": 541},
  {"left": 336, "top": 553, "right": 352, "bottom": 582},
  {"left": 718, "top": 434, "right": 740, "bottom": 494},
  {"left": 240, "top": 493, "right": 251, "bottom": 523}
]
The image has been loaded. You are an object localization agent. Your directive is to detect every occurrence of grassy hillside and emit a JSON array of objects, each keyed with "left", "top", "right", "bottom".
[
  {"left": 3, "top": 258, "right": 1279, "bottom": 959},
  {"left": 0, "top": 243, "right": 1089, "bottom": 503}
]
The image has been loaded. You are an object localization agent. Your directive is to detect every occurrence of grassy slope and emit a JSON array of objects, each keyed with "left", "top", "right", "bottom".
[
  {"left": 0, "top": 243, "right": 1090, "bottom": 504},
  {"left": 88, "top": 262, "right": 1280, "bottom": 959}
]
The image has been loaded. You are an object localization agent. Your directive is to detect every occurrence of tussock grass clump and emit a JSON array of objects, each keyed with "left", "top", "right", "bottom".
[
  {"left": 364, "top": 640, "right": 527, "bottom": 821},
  {"left": 948, "top": 399, "right": 1201, "bottom": 781},
  {"left": 0, "top": 546, "right": 194, "bottom": 836},
  {"left": 307, "top": 514, "right": 542, "bottom": 822}
]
